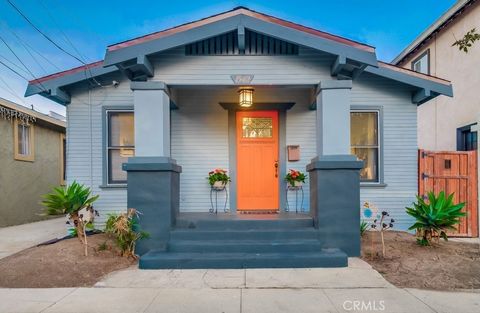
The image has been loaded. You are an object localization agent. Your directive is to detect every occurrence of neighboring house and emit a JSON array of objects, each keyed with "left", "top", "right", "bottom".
[
  {"left": 0, "top": 97, "right": 66, "bottom": 227},
  {"left": 394, "top": 0, "right": 480, "bottom": 239},
  {"left": 393, "top": 0, "right": 480, "bottom": 151},
  {"left": 25, "top": 7, "right": 451, "bottom": 268}
]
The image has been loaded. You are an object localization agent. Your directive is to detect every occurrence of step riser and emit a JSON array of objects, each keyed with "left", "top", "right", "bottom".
[
  {"left": 176, "top": 219, "right": 314, "bottom": 230},
  {"left": 140, "top": 255, "right": 347, "bottom": 269},
  {"left": 168, "top": 243, "right": 323, "bottom": 253},
  {"left": 170, "top": 231, "right": 319, "bottom": 241}
]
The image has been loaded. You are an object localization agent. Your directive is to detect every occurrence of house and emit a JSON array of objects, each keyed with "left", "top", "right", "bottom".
[
  {"left": 0, "top": 97, "right": 66, "bottom": 227},
  {"left": 25, "top": 7, "right": 452, "bottom": 268},
  {"left": 393, "top": 0, "right": 479, "bottom": 151},
  {"left": 393, "top": 0, "right": 480, "bottom": 238}
]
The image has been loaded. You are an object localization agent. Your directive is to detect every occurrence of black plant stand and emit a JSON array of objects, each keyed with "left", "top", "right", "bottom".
[
  {"left": 285, "top": 185, "right": 304, "bottom": 213},
  {"left": 210, "top": 186, "right": 229, "bottom": 214}
]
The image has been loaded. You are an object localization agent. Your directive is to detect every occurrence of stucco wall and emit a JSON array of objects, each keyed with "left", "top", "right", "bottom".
[
  {"left": 0, "top": 118, "right": 64, "bottom": 227},
  {"left": 398, "top": 1, "right": 480, "bottom": 150}
]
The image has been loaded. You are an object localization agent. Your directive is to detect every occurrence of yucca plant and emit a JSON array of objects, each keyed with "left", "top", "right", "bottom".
[
  {"left": 406, "top": 191, "right": 466, "bottom": 246},
  {"left": 360, "top": 220, "right": 369, "bottom": 237},
  {"left": 42, "top": 181, "right": 99, "bottom": 255}
]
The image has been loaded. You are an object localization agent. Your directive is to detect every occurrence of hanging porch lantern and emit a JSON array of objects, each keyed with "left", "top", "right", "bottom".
[{"left": 238, "top": 87, "right": 254, "bottom": 108}]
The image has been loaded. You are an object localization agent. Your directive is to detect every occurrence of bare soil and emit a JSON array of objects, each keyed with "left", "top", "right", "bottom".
[
  {"left": 0, "top": 233, "right": 135, "bottom": 288},
  {"left": 361, "top": 231, "right": 480, "bottom": 290}
]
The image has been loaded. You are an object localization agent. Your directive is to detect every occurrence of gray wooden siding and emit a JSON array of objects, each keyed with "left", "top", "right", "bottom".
[
  {"left": 66, "top": 73, "right": 132, "bottom": 225},
  {"left": 65, "top": 46, "right": 418, "bottom": 230},
  {"left": 151, "top": 46, "right": 334, "bottom": 85},
  {"left": 353, "top": 72, "right": 418, "bottom": 230}
]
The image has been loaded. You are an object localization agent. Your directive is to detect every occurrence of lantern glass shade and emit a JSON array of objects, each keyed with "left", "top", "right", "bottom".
[{"left": 239, "top": 88, "right": 254, "bottom": 107}]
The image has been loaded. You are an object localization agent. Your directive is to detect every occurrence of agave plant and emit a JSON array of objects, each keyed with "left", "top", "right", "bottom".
[
  {"left": 406, "top": 191, "right": 465, "bottom": 246},
  {"left": 42, "top": 181, "right": 99, "bottom": 255}
]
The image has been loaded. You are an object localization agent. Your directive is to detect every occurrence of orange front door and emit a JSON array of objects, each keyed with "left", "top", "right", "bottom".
[{"left": 236, "top": 111, "right": 279, "bottom": 211}]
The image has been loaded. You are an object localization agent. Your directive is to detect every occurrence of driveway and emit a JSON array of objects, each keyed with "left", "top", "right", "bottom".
[{"left": 0, "top": 218, "right": 66, "bottom": 259}]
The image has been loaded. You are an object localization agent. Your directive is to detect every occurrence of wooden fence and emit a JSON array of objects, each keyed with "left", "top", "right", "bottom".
[{"left": 418, "top": 149, "right": 478, "bottom": 237}]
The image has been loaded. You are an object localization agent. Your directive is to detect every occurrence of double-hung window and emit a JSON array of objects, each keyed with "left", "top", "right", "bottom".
[
  {"left": 14, "top": 119, "right": 34, "bottom": 161},
  {"left": 351, "top": 111, "right": 380, "bottom": 183},
  {"left": 106, "top": 110, "right": 134, "bottom": 185}
]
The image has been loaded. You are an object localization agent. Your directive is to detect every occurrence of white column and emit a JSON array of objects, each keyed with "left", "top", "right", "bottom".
[
  {"left": 315, "top": 80, "right": 352, "bottom": 156},
  {"left": 131, "top": 81, "right": 170, "bottom": 157}
]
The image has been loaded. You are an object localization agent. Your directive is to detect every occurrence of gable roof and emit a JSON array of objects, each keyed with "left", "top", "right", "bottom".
[
  {"left": 393, "top": 0, "right": 476, "bottom": 65},
  {"left": 105, "top": 6, "right": 376, "bottom": 67},
  {"left": 25, "top": 6, "right": 452, "bottom": 106}
]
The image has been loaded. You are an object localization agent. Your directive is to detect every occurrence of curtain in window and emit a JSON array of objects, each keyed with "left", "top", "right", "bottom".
[
  {"left": 107, "top": 112, "right": 134, "bottom": 184},
  {"left": 351, "top": 112, "right": 379, "bottom": 182},
  {"left": 17, "top": 124, "right": 30, "bottom": 155}
]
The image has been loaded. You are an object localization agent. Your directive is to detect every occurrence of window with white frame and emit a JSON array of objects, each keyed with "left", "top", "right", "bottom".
[
  {"left": 411, "top": 50, "right": 429, "bottom": 75},
  {"left": 14, "top": 119, "right": 34, "bottom": 161},
  {"left": 351, "top": 111, "right": 380, "bottom": 183},
  {"left": 106, "top": 110, "right": 134, "bottom": 184}
]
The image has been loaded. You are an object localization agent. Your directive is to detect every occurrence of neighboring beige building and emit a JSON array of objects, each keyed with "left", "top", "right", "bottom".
[
  {"left": 393, "top": 0, "right": 480, "bottom": 151},
  {"left": 0, "top": 98, "right": 66, "bottom": 227}
]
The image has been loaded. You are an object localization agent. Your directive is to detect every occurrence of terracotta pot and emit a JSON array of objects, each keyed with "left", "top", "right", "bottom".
[{"left": 213, "top": 181, "right": 226, "bottom": 189}]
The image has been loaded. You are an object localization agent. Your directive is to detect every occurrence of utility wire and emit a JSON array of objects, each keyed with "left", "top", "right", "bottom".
[
  {"left": 0, "top": 76, "right": 26, "bottom": 104},
  {"left": 7, "top": 0, "right": 86, "bottom": 65},
  {"left": 0, "top": 59, "right": 30, "bottom": 81},
  {"left": 36, "top": 0, "right": 100, "bottom": 86},
  {"left": 0, "top": 54, "right": 31, "bottom": 77},
  {"left": 0, "top": 35, "right": 48, "bottom": 92}
]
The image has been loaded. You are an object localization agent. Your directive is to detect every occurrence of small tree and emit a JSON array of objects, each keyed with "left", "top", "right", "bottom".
[
  {"left": 42, "top": 181, "right": 99, "bottom": 256},
  {"left": 452, "top": 28, "right": 480, "bottom": 53}
]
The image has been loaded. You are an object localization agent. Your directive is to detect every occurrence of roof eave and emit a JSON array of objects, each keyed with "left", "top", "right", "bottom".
[
  {"left": 25, "top": 63, "right": 119, "bottom": 105},
  {"left": 103, "top": 13, "right": 378, "bottom": 69},
  {"left": 364, "top": 64, "right": 453, "bottom": 104},
  {"left": 392, "top": 0, "right": 472, "bottom": 64}
]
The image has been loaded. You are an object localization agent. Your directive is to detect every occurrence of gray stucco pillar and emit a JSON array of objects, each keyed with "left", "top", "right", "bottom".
[
  {"left": 123, "top": 81, "right": 181, "bottom": 255},
  {"left": 307, "top": 80, "right": 363, "bottom": 256}
]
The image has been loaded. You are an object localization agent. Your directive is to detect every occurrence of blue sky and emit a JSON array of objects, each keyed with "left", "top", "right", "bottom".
[{"left": 0, "top": 0, "right": 456, "bottom": 115}]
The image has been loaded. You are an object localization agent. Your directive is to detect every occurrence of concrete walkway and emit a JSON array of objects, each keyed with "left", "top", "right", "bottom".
[
  {"left": 0, "top": 218, "right": 66, "bottom": 259},
  {"left": 1, "top": 258, "right": 479, "bottom": 313}
]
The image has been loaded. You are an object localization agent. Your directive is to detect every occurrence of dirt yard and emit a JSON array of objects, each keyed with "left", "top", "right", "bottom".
[
  {"left": 0, "top": 233, "right": 135, "bottom": 288},
  {"left": 361, "top": 231, "right": 480, "bottom": 290}
]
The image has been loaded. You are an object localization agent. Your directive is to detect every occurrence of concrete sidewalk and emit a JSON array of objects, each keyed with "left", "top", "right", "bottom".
[
  {"left": 0, "top": 218, "right": 66, "bottom": 259},
  {"left": 1, "top": 258, "right": 478, "bottom": 313}
]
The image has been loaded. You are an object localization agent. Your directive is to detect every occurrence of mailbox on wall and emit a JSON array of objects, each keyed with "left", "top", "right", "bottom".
[{"left": 287, "top": 145, "right": 300, "bottom": 161}]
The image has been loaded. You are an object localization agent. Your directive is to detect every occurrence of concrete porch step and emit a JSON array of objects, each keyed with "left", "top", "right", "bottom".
[
  {"left": 139, "top": 249, "right": 347, "bottom": 269},
  {"left": 169, "top": 228, "right": 319, "bottom": 241},
  {"left": 168, "top": 239, "right": 323, "bottom": 253},
  {"left": 175, "top": 213, "right": 314, "bottom": 230}
]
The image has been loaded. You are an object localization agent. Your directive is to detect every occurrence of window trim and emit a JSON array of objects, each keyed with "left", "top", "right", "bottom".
[
  {"left": 101, "top": 105, "right": 134, "bottom": 188},
  {"left": 13, "top": 119, "right": 35, "bottom": 162},
  {"left": 456, "top": 123, "right": 477, "bottom": 151},
  {"left": 60, "top": 133, "right": 66, "bottom": 185},
  {"left": 411, "top": 49, "right": 430, "bottom": 75},
  {"left": 350, "top": 106, "right": 385, "bottom": 186}
]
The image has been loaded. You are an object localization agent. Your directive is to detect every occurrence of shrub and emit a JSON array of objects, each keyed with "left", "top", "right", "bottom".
[
  {"left": 105, "top": 209, "right": 149, "bottom": 258},
  {"left": 42, "top": 181, "right": 99, "bottom": 256},
  {"left": 360, "top": 220, "right": 369, "bottom": 237},
  {"left": 406, "top": 191, "right": 465, "bottom": 246}
]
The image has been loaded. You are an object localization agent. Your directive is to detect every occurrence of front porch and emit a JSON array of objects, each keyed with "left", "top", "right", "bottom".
[{"left": 123, "top": 81, "right": 363, "bottom": 268}]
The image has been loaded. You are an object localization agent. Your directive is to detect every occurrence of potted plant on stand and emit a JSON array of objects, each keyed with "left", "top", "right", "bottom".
[
  {"left": 285, "top": 169, "right": 306, "bottom": 188},
  {"left": 207, "top": 168, "right": 231, "bottom": 190}
]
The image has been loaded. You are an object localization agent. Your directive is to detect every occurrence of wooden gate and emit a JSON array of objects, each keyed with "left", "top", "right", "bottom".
[{"left": 418, "top": 150, "right": 478, "bottom": 237}]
